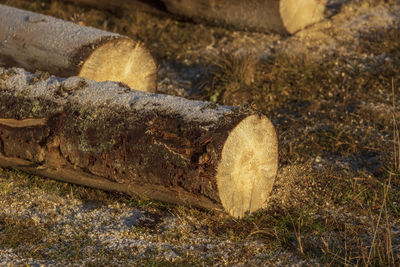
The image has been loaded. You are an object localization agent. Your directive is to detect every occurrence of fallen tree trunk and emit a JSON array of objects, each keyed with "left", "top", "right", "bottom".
[
  {"left": 162, "top": 0, "right": 327, "bottom": 34},
  {"left": 0, "top": 67, "right": 278, "bottom": 218},
  {"left": 0, "top": 4, "right": 157, "bottom": 92}
]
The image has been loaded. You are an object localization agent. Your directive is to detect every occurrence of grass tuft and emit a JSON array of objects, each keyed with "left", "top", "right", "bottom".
[{"left": 206, "top": 51, "right": 258, "bottom": 104}]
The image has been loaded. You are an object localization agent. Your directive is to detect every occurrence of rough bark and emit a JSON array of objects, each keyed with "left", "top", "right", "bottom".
[
  {"left": 0, "top": 4, "right": 157, "bottom": 92},
  {"left": 162, "top": 0, "right": 327, "bottom": 34},
  {"left": 0, "top": 67, "right": 278, "bottom": 218}
]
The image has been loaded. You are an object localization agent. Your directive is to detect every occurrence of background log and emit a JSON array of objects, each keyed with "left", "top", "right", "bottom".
[
  {"left": 162, "top": 0, "right": 327, "bottom": 34},
  {"left": 0, "top": 4, "right": 157, "bottom": 92},
  {"left": 60, "top": 0, "right": 326, "bottom": 34},
  {"left": 0, "top": 67, "right": 278, "bottom": 218}
]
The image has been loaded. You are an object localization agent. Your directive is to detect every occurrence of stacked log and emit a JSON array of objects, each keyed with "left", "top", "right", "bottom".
[
  {"left": 0, "top": 67, "right": 278, "bottom": 218},
  {"left": 0, "top": 4, "right": 157, "bottom": 92}
]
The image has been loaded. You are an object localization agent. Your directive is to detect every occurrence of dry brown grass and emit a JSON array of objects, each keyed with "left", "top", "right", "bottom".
[
  {"left": 205, "top": 51, "right": 258, "bottom": 104},
  {"left": 0, "top": 214, "right": 47, "bottom": 249}
]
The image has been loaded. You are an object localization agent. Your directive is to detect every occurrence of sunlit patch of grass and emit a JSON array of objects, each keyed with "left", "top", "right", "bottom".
[
  {"left": 211, "top": 52, "right": 257, "bottom": 87},
  {"left": 205, "top": 51, "right": 258, "bottom": 104}
]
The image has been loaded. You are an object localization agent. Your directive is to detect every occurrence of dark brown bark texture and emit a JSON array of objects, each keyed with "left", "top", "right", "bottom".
[{"left": 0, "top": 67, "right": 266, "bottom": 212}]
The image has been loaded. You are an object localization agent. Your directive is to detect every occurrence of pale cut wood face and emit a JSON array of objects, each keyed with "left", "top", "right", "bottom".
[
  {"left": 79, "top": 38, "right": 157, "bottom": 93},
  {"left": 280, "top": 0, "right": 326, "bottom": 34},
  {"left": 217, "top": 115, "right": 278, "bottom": 218}
]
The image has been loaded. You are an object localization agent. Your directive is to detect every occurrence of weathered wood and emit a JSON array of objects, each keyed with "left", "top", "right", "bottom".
[
  {"left": 162, "top": 0, "right": 327, "bottom": 34},
  {"left": 0, "top": 4, "right": 157, "bottom": 92},
  {"left": 0, "top": 67, "right": 278, "bottom": 218}
]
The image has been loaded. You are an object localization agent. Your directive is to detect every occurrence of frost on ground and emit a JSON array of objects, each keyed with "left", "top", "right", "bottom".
[{"left": 0, "top": 171, "right": 305, "bottom": 266}]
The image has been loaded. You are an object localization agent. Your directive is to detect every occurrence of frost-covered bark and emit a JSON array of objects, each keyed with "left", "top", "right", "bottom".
[{"left": 0, "top": 68, "right": 278, "bottom": 217}]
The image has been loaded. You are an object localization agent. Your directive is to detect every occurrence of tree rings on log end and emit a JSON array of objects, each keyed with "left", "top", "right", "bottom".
[
  {"left": 280, "top": 0, "right": 326, "bottom": 34},
  {"left": 79, "top": 38, "right": 157, "bottom": 92},
  {"left": 217, "top": 115, "right": 278, "bottom": 218}
]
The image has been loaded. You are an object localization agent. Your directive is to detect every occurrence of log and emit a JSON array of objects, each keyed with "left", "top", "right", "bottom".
[
  {"left": 162, "top": 0, "right": 327, "bottom": 34},
  {"left": 0, "top": 67, "right": 278, "bottom": 218},
  {"left": 59, "top": 0, "right": 326, "bottom": 34},
  {"left": 0, "top": 4, "right": 157, "bottom": 92}
]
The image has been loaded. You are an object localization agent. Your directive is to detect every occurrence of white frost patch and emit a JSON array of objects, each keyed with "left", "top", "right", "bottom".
[
  {"left": 341, "top": 5, "right": 400, "bottom": 32},
  {"left": 1, "top": 68, "right": 233, "bottom": 124}
]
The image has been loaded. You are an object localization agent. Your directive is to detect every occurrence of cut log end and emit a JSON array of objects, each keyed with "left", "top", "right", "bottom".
[
  {"left": 79, "top": 38, "right": 157, "bottom": 92},
  {"left": 280, "top": 0, "right": 326, "bottom": 34},
  {"left": 217, "top": 115, "right": 278, "bottom": 218}
]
